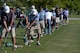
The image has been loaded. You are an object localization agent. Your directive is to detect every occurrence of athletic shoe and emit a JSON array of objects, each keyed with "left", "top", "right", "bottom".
[
  {"left": 36, "top": 42, "right": 41, "bottom": 46},
  {"left": 41, "top": 35, "right": 43, "bottom": 37},
  {"left": 13, "top": 45, "right": 17, "bottom": 51},
  {"left": 29, "top": 40, "right": 34, "bottom": 43}
]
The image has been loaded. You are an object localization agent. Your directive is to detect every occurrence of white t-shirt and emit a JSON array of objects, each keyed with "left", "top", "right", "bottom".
[{"left": 45, "top": 11, "right": 53, "bottom": 20}]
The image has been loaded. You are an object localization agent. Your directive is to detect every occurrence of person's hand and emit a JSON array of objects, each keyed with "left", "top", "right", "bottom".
[
  {"left": 6, "top": 29, "right": 9, "bottom": 32},
  {"left": 28, "top": 25, "right": 31, "bottom": 29},
  {"left": 26, "top": 26, "right": 28, "bottom": 28},
  {"left": 45, "top": 20, "right": 47, "bottom": 24},
  {"left": 8, "top": 26, "right": 11, "bottom": 31}
]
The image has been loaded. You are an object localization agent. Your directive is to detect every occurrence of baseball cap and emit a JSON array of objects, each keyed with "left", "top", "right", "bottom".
[
  {"left": 31, "top": 5, "right": 35, "bottom": 9},
  {"left": 31, "top": 9, "right": 38, "bottom": 15},
  {"left": 4, "top": 3, "right": 6, "bottom": 6},
  {"left": 4, "top": 6, "right": 10, "bottom": 13}
]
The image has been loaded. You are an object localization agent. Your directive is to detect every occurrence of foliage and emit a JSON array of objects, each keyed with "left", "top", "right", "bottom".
[{"left": 0, "top": 0, "right": 80, "bottom": 14}]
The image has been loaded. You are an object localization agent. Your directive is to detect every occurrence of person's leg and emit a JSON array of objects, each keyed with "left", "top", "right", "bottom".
[
  {"left": 20, "top": 18, "right": 24, "bottom": 28},
  {"left": 51, "top": 19, "right": 54, "bottom": 32},
  {"left": 16, "top": 19, "right": 21, "bottom": 28},
  {"left": 65, "top": 16, "right": 68, "bottom": 25},
  {"left": 36, "top": 24, "right": 41, "bottom": 45},
  {"left": 29, "top": 26, "right": 35, "bottom": 45},
  {"left": 0, "top": 28, "right": 6, "bottom": 46},
  {"left": 27, "top": 35, "right": 31, "bottom": 45},
  {"left": 44, "top": 20, "right": 47, "bottom": 34},
  {"left": 44, "top": 22, "right": 47, "bottom": 34},
  {"left": 47, "top": 19, "right": 51, "bottom": 35},
  {"left": 55, "top": 17, "right": 60, "bottom": 29},
  {"left": 40, "top": 20, "right": 45, "bottom": 36},
  {"left": 37, "top": 33, "right": 41, "bottom": 45},
  {"left": 11, "top": 27, "right": 17, "bottom": 50},
  {"left": 25, "top": 28, "right": 31, "bottom": 45},
  {"left": 0, "top": 37, "right": 3, "bottom": 47}
]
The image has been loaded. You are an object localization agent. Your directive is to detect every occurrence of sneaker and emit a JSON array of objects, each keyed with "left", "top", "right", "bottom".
[
  {"left": 13, "top": 45, "right": 17, "bottom": 51},
  {"left": 41, "top": 35, "right": 43, "bottom": 37},
  {"left": 29, "top": 40, "right": 34, "bottom": 43},
  {"left": 36, "top": 42, "right": 41, "bottom": 46},
  {"left": 33, "top": 35, "right": 37, "bottom": 38},
  {"left": 49, "top": 33, "right": 51, "bottom": 35},
  {"left": 40, "top": 32, "right": 44, "bottom": 34}
]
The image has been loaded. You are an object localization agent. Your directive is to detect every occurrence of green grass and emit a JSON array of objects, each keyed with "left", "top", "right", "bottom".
[
  {"left": 69, "top": 14, "right": 80, "bottom": 18},
  {"left": 0, "top": 20, "right": 80, "bottom": 53}
]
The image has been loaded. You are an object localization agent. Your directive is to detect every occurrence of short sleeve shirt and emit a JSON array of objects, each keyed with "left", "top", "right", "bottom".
[
  {"left": 28, "top": 14, "right": 39, "bottom": 25},
  {"left": 1, "top": 9, "right": 15, "bottom": 27},
  {"left": 45, "top": 11, "right": 53, "bottom": 20},
  {"left": 39, "top": 10, "right": 45, "bottom": 21}
]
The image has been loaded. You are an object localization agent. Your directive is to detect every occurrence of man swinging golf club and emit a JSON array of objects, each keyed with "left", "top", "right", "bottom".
[{"left": 0, "top": 3, "right": 17, "bottom": 50}]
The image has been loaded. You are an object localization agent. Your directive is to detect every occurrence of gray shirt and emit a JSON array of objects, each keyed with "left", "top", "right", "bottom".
[{"left": 1, "top": 9, "right": 15, "bottom": 28}]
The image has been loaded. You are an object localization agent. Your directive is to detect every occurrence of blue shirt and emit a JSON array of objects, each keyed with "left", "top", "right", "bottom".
[
  {"left": 39, "top": 10, "right": 45, "bottom": 21},
  {"left": 28, "top": 14, "right": 39, "bottom": 25},
  {"left": 52, "top": 11, "right": 56, "bottom": 17}
]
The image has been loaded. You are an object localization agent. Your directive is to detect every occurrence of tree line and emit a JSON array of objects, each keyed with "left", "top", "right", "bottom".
[{"left": 0, "top": 0, "right": 80, "bottom": 14}]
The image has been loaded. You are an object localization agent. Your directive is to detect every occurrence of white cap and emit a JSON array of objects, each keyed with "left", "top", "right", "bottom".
[
  {"left": 4, "top": 3, "right": 6, "bottom": 6},
  {"left": 31, "top": 5, "right": 35, "bottom": 9},
  {"left": 4, "top": 6, "right": 10, "bottom": 13},
  {"left": 52, "top": 7, "right": 55, "bottom": 10},
  {"left": 31, "top": 9, "right": 38, "bottom": 15}
]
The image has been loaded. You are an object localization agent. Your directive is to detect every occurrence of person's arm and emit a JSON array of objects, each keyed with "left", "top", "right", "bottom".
[
  {"left": 10, "top": 18, "right": 14, "bottom": 26},
  {"left": 28, "top": 15, "right": 38, "bottom": 28},
  {"left": 3, "top": 20, "right": 9, "bottom": 32},
  {"left": 26, "top": 16, "right": 28, "bottom": 25},
  {"left": 26, "top": 16, "right": 30, "bottom": 28},
  {"left": 2, "top": 15, "right": 9, "bottom": 32},
  {"left": 10, "top": 10, "right": 15, "bottom": 27},
  {"left": 29, "top": 20, "right": 37, "bottom": 28}
]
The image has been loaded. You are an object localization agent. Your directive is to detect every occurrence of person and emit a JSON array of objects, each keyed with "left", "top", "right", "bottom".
[
  {"left": 51, "top": 7, "right": 56, "bottom": 32},
  {"left": 0, "top": 5, "right": 17, "bottom": 50},
  {"left": 63, "top": 8, "right": 69, "bottom": 25},
  {"left": 24, "top": 7, "right": 34, "bottom": 45},
  {"left": 26, "top": 8, "right": 41, "bottom": 46},
  {"left": 55, "top": 6, "right": 60, "bottom": 29},
  {"left": 44, "top": 9, "right": 53, "bottom": 35},
  {"left": 38, "top": 7, "right": 45, "bottom": 37},
  {"left": 16, "top": 11, "right": 26, "bottom": 28},
  {"left": 59, "top": 8, "right": 63, "bottom": 25},
  {"left": 16, "top": 7, "right": 21, "bottom": 18},
  {"left": 25, "top": 5, "right": 38, "bottom": 44}
]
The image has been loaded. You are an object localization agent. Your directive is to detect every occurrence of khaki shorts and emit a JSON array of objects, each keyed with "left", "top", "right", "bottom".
[
  {"left": 1, "top": 27, "right": 16, "bottom": 37},
  {"left": 39, "top": 20, "right": 45, "bottom": 29},
  {"left": 56, "top": 17, "right": 60, "bottom": 23},
  {"left": 28, "top": 24, "right": 41, "bottom": 35}
]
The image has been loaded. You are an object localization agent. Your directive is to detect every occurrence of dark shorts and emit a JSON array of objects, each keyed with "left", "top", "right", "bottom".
[
  {"left": 51, "top": 19, "right": 56, "bottom": 26},
  {"left": 63, "top": 15, "right": 67, "bottom": 20}
]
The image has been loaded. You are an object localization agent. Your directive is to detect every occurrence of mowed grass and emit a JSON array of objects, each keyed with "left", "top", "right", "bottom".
[
  {"left": 69, "top": 14, "right": 80, "bottom": 18},
  {"left": 0, "top": 20, "right": 80, "bottom": 53}
]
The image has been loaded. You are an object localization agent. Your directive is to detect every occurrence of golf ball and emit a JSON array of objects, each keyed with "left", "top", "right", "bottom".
[{"left": 5, "top": 51, "right": 7, "bottom": 53}]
